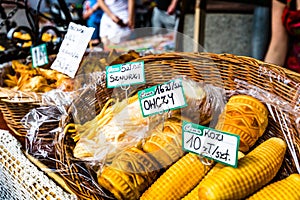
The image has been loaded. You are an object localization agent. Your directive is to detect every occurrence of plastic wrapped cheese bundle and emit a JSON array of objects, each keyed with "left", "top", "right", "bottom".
[
  {"left": 71, "top": 94, "right": 156, "bottom": 162},
  {"left": 69, "top": 76, "right": 225, "bottom": 164}
]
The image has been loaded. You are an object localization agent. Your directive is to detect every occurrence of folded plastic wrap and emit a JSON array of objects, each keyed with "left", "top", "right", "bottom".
[
  {"left": 21, "top": 106, "right": 63, "bottom": 169},
  {"left": 20, "top": 71, "right": 106, "bottom": 168}
]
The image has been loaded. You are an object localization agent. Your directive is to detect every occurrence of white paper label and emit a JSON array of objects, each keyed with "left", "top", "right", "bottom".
[
  {"left": 51, "top": 22, "right": 94, "bottom": 78},
  {"left": 31, "top": 43, "right": 48, "bottom": 68},
  {"left": 138, "top": 78, "right": 187, "bottom": 117},
  {"left": 182, "top": 121, "right": 240, "bottom": 168},
  {"left": 106, "top": 61, "right": 145, "bottom": 88}
]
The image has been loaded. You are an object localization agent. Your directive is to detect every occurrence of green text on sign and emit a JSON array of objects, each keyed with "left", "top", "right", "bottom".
[
  {"left": 31, "top": 43, "right": 48, "bottom": 68},
  {"left": 138, "top": 78, "right": 187, "bottom": 117},
  {"left": 106, "top": 61, "right": 145, "bottom": 88},
  {"left": 182, "top": 121, "right": 240, "bottom": 168}
]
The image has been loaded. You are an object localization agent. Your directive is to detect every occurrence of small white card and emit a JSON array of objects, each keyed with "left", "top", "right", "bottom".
[
  {"left": 106, "top": 61, "right": 145, "bottom": 88},
  {"left": 31, "top": 43, "right": 48, "bottom": 68},
  {"left": 138, "top": 78, "right": 187, "bottom": 117},
  {"left": 51, "top": 22, "right": 94, "bottom": 78},
  {"left": 182, "top": 121, "right": 240, "bottom": 168}
]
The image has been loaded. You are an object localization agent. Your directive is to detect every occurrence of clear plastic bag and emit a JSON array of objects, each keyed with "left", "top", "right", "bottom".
[
  {"left": 63, "top": 76, "right": 226, "bottom": 164},
  {"left": 20, "top": 71, "right": 106, "bottom": 168},
  {"left": 49, "top": 74, "right": 226, "bottom": 199}
]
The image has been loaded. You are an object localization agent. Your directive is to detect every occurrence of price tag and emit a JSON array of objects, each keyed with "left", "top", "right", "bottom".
[
  {"left": 138, "top": 78, "right": 187, "bottom": 117},
  {"left": 106, "top": 61, "right": 145, "bottom": 88},
  {"left": 30, "top": 43, "right": 48, "bottom": 68},
  {"left": 182, "top": 121, "right": 240, "bottom": 168},
  {"left": 51, "top": 22, "right": 94, "bottom": 78}
]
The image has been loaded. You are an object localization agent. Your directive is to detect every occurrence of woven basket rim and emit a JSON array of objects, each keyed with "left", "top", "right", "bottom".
[{"left": 1, "top": 98, "right": 41, "bottom": 103}]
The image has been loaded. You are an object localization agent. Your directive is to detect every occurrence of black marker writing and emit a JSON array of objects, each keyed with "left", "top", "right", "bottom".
[
  {"left": 143, "top": 93, "right": 174, "bottom": 110},
  {"left": 120, "top": 63, "right": 141, "bottom": 72},
  {"left": 109, "top": 73, "right": 140, "bottom": 83},
  {"left": 203, "top": 129, "right": 224, "bottom": 141},
  {"left": 154, "top": 80, "right": 182, "bottom": 95}
]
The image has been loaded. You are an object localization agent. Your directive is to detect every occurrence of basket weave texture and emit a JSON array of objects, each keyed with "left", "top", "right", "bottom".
[
  {"left": 0, "top": 96, "right": 45, "bottom": 137},
  {"left": 56, "top": 52, "right": 300, "bottom": 199},
  {"left": 0, "top": 55, "right": 60, "bottom": 138}
]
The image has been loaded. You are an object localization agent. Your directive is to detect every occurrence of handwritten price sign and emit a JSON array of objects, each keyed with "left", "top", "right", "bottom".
[
  {"left": 138, "top": 78, "right": 187, "bottom": 117},
  {"left": 51, "top": 22, "right": 94, "bottom": 78},
  {"left": 182, "top": 121, "right": 240, "bottom": 167},
  {"left": 106, "top": 61, "right": 145, "bottom": 88}
]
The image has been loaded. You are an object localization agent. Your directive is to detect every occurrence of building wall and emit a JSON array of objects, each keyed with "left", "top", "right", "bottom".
[{"left": 183, "top": 13, "right": 253, "bottom": 56}]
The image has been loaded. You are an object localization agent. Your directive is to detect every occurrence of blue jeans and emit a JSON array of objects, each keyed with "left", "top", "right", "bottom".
[
  {"left": 251, "top": 6, "right": 270, "bottom": 60},
  {"left": 87, "top": 20, "right": 100, "bottom": 40},
  {"left": 151, "top": 7, "right": 178, "bottom": 35}
]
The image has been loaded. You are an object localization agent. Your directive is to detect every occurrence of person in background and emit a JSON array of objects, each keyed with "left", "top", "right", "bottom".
[
  {"left": 82, "top": 0, "right": 103, "bottom": 46},
  {"left": 135, "top": 0, "right": 155, "bottom": 28},
  {"left": 151, "top": 0, "right": 180, "bottom": 35},
  {"left": 251, "top": 4, "right": 271, "bottom": 61},
  {"left": 264, "top": 0, "right": 300, "bottom": 73},
  {"left": 98, "top": 0, "right": 135, "bottom": 45}
]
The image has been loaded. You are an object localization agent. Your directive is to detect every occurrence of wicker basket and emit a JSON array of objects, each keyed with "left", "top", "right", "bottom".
[
  {"left": 56, "top": 52, "right": 300, "bottom": 199},
  {"left": 0, "top": 55, "right": 58, "bottom": 139},
  {"left": 0, "top": 97, "right": 43, "bottom": 136}
]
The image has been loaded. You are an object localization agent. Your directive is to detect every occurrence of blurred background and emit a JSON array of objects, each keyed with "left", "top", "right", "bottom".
[{"left": 0, "top": 0, "right": 271, "bottom": 58}]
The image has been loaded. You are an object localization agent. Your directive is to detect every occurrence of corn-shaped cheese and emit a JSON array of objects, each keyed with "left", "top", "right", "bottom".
[
  {"left": 197, "top": 137, "right": 286, "bottom": 200},
  {"left": 140, "top": 153, "right": 212, "bottom": 200},
  {"left": 247, "top": 174, "right": 300, "bottom": 200},
  {"left": 182, "top": 151, "right": 245, "bottom": 200}
]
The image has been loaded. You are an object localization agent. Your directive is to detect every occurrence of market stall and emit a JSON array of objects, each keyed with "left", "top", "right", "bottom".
[{"left": 0, "top": 1, "right": 300, "bottom": 200}]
